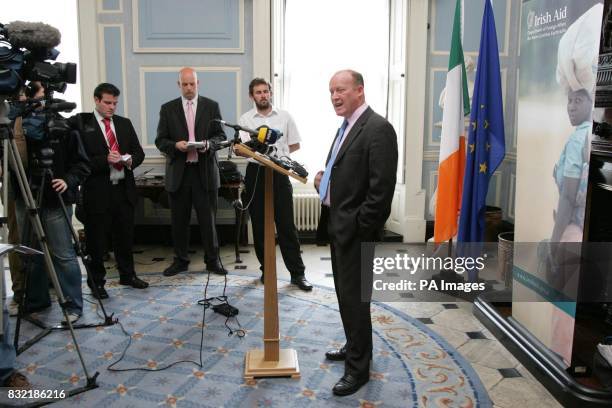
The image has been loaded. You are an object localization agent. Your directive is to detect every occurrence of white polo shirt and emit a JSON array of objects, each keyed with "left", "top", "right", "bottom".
[{"left": 238, "top": 105, "right": 301, "bottom": 164}]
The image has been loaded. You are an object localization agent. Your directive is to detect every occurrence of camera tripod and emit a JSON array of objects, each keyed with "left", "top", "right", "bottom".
[
  {"left": 0, "top": 101, "right": 103, "bottom": 403},
  {"left": 14, "top": 166, "right": 119, "bottom": 345}
]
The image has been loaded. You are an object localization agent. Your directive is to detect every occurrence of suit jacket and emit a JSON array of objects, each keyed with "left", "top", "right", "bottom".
[
  {"left": 155, "top": 96, "right": 226, "bottom": 193},
  {"left": 69, "top": 112, "right": 145, "bottom": 214},
  {"left": 318, "top": 107, "right": 398, "bottom": 247}
]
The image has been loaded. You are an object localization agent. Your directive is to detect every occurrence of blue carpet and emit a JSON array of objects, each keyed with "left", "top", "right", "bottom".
[{"left": 8, "top": 273, "right": 491, "bottom": 407}]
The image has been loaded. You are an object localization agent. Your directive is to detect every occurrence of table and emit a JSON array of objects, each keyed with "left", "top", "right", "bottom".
[{"left": 135, "top": 176, "right": 247, "bottom": 263}]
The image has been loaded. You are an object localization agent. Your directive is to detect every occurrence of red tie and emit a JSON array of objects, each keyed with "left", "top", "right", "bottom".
[{"left": 103, "top": 118, "right": 123, "bottom": 170}]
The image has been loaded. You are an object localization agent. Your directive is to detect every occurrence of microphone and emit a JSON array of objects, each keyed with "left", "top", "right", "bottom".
[
  {"left": 255, "top": 126, "right": 282, "bottom": 145},
  {"left": 214, "top": 119, "right": 283, "bottom": 145},
  {"left": 3, "top": 21, "right": 61, "bottom": 49},
  {"left": 209, "top": 139, "right": 233, "bottom": 152},
  {"left": 214, "top": 119, "right": 259, "bottom": 137}
]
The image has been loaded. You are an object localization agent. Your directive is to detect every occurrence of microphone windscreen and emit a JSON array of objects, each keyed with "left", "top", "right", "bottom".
[
  {"left": 257, "top": 127, "right": 269, "bottom": 144},
  {"left": 267, "top": 129, "right": 281, "bottom": 144},
  {"left": 5, "top": 21, "right": 61, "bottom": 49}
]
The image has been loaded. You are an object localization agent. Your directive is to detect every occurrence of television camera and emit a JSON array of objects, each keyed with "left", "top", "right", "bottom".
[
  {"left": 0, "top": 20, "right": 79, "bottom": 181},
  {"left": 0, "top": 20, "right": 76, "bottom": 97}
]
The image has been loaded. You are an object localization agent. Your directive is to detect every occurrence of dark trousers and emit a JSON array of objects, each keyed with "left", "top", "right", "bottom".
[
  {"left": 169, "top": 164, "right": 219, "bottom": 265},
  {"left": 244, "top": 163, "right": 305, "bottom": 278},
  {"left": 85, "top": 181, "right": 136, "bottom": 286},
  {"left": 329, "top": 218, "right": 374, "bottom": 378}
]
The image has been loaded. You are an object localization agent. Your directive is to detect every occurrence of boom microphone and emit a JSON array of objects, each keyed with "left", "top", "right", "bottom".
[
  {"left": 214, "top": 119, "right": 283, "bottom": 145},
  {"left": 214, "top": 119, "right": 259, "bottom": 137},
  {"left": 3, "top": 21, "right": 61, "bottom": 49},
  {"left": 209, "top": 139, "right": 233, "bottom": 151}
]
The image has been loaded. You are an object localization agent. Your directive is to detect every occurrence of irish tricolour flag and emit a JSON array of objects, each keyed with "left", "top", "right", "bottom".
[{"left": 434, "top": 0, "right": 470, "bottom": 243}]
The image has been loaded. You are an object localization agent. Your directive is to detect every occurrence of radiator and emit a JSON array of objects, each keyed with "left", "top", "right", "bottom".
[{"left": 293, "top": 193, "right": 321, "bottom": 231}]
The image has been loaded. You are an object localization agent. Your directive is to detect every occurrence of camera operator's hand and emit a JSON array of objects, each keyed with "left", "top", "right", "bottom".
[
  {"left": 107, "top": 151, "right": 122, "bottom": 164},
  {"left": 314, "top": 170, "right": 324, "bottom": 193},
  {"left": 52, "top": 179, "right": 68, "bottom": 193},
  {"left": 175, "top": 141, "right": 189, "bottom": 152}
]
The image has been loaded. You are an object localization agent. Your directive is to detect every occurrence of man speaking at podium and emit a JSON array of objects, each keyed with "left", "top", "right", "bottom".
[
  {"left": 237, "top": 78, "right": 312, "bottom": 291},
  {"left": 315, "top": 70, "right": 398, "bottom": 396}
]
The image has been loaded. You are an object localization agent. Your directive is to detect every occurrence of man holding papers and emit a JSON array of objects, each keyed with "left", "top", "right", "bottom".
[
  {"left": 69, "top": 83, "right": 148, "bottom": 298},
  {"left": 155, "top": 67, "right": 228, "bottom": 277}
]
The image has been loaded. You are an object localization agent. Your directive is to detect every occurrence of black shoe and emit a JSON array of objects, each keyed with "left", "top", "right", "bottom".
[
  {"left": 325, "top": 346, "right": 346, "bottom": 361},
  {"left": 163, "top": 261, "right": 189, "bottom": 277},
  {"left": 90, "top": 285, "right": 109, "bottom": 300},
  {"left": 332, "top": 373, "right": 369, "bottom": 396},
  {"left": 290, "top": 276, "right": 313, "bottom": 291},
  {"left": 206, "top": 263, "right": 228, "bottom": 275},
  {"left": 119, "top": 276, "right": 149, "bottom": 289}
]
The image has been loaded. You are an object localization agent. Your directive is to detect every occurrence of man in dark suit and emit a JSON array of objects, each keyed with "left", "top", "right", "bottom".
[
  {"left": 315, "top": 70, "right": 398, "bottom": 396},
  {"left": 155, "top": 67, "right": 227, "bottom": 276},
  {"left": 70, "top": 83, "right": 148, "bottom": 299}
]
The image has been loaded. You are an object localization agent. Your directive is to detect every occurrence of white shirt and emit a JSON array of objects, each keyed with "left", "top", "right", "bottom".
[
  {"left": 93, "top": 109, "right": 125, "bottom": 182},
  {"left": 238, "top": 105, "right": 301, "bottom": 164}
]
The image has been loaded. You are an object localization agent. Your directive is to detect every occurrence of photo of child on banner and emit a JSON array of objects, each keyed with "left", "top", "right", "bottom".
[
  {"left": 548, "top": 2, "right": 603, "bottom": 365},
  {"left": 543, "top": 3, "right": 601, "bottom": 296}
]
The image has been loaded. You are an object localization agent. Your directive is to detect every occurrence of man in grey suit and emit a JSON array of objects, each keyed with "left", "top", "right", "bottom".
[
  {"left": 315, "top": 70, "right": 398, "bottom": 396},
  {"left": 155, "top": 67, "right": 228, "bottom": 276}
]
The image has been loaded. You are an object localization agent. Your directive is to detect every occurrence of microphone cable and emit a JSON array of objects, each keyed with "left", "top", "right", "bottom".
[
  {"left": 99, "top": 118, "right": 244, "bottom": 373},
  {"left": 87, "top": 282, "right": 208, "bottom": 373},
  {"left": 196, "top": 266, "right": 245, "bottom": 339}
]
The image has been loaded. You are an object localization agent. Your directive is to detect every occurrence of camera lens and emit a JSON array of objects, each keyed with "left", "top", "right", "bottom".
[{"left": 54, "top": 62, "right": 77, "bottom": 84}]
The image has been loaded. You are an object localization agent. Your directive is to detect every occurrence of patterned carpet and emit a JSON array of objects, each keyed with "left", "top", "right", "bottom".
[{"left": 8, "top": 273, "right": 491, "bottom": 407}]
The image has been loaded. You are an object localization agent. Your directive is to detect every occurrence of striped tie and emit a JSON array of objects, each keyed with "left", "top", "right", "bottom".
[{"left": 103, "top": 118, "right": 123, "bottom": 170}]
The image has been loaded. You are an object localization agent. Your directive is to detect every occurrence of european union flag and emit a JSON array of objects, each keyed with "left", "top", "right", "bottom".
[{"left": 458, "top": 0, "right": 505, "bottom": 246}]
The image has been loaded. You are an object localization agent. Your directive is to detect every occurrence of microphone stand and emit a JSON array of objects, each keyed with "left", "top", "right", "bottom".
[{"left": 228, "top": 128, "right": 240, "bottom": 160}]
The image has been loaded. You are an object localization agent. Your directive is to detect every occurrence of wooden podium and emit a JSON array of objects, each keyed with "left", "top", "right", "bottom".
[{"left": 236, "top": 144, "right": 306, "bottom": 380}]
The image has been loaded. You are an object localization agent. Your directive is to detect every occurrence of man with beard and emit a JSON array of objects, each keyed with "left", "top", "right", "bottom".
[{"left": 236, "top": 78, "right": 312, "bottom": 291}]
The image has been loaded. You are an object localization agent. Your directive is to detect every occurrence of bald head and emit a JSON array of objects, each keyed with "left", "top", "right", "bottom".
[
  {"left": 329, "top": 69, "right": 365, "bottom": 118},
  {"left": 178, "top": 67, "right": 198, "bottom": 100}
]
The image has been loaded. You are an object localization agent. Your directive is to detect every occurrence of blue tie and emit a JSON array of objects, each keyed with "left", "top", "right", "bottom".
[{"left": 319, "top": 120, "right": 349, "bottom": 203}]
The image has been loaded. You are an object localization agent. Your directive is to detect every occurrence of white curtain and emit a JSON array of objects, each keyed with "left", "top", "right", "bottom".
[{"left": 283, "top": 0, "right": 390, "bottom": 180}]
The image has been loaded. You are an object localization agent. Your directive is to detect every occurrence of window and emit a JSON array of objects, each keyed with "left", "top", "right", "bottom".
[
  {"left": 275, "top": 0, "right": 396, "bottom": 183},
  {"left": 3, "top": 0, "right": 81, "bottom": 114}
]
